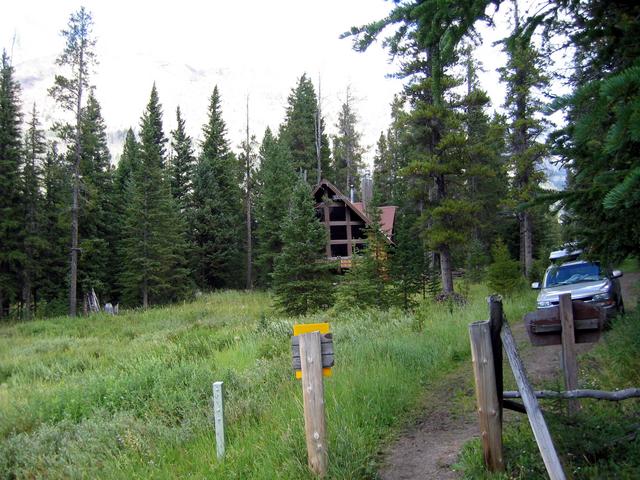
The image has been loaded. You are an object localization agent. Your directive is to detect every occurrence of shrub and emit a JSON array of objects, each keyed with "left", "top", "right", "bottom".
[{"left": 487, "top": 238, "right": 522, "bottom": 296}]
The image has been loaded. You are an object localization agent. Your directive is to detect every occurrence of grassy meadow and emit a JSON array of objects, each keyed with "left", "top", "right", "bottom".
[{"left": 1, "top": 285, "right": 535, "bottom": 479}]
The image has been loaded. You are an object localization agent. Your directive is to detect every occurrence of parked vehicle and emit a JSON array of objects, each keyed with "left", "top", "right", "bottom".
[{"left": 532, "top": 249, "right": 624, "bottom": 320}]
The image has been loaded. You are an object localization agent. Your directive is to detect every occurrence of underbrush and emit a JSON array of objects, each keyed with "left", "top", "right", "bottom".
[{"left": 458, "top": 310, "right": 640, "bottom": 479}]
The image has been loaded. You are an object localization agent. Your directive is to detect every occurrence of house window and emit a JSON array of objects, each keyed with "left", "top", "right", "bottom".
[
  {"left": 329, "top": 206, "right": 346, "bottom": 221},
  {"left": 330, "top": 225, "right": 347, "bottom": 240},
  {"left": 351, "top": 223, "right": 365, "bottom": 239},
  {"left": 330, "top": 244, "right": 349, "bottom": 257}
]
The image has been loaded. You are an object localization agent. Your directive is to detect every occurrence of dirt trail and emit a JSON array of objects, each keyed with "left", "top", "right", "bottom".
[{"left": 378, "top": 273, "right": 639, "bottom": 480}]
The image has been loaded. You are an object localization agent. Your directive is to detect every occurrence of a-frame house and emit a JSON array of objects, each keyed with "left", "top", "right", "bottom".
[{"left": 312, "top": 179, "right": 396, "bottom": 267}]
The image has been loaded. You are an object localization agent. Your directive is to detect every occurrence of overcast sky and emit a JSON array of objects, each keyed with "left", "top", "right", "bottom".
[{"left": 2, "top": 0, "right": 518, "bottom": 171}]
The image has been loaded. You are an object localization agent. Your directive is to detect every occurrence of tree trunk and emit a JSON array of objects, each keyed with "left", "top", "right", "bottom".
[
  {"left": 69, "top": 177, "right": 79, "bottom": 316},
  {"left": 0, "top": 289, "right": 4, "bottom": 319},
  {"left": 69, "top": 44, "right": 85, "bottom": 317},
  {"left": 245, "top": 96, "right": 253, "bottom": 290},
  {"left": 440, "top": 246, "right": 454, "bottom": 294},
  {"left": 523, "top": 211, "right": 533, "bottom": 278},
  {"left": 142, "top": 279, "right": 148, "bottom": 309},
  {"left": 22, "top": 276, "right": 32, "bottom": 320},
  {"left": 246, "top": 195, "right": 252, "bottom": 289}
]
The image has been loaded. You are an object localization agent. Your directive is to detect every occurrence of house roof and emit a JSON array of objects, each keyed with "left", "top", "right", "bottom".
[
  {"left": 352, "top": 202, "right": 397, "bottom": 238},
  {"left": 312, "top": 179, "right": 371, "bottom": 225}
]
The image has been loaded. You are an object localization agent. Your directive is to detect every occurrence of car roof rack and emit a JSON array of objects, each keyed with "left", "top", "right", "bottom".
[{"left": 549, "top": 247, "right": 583, "bottom": 262}]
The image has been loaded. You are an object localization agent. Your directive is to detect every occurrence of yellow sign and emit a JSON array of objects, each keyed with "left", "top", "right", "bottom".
[{"left": 293, "top": 322, "right": 332, "bottom": 379}]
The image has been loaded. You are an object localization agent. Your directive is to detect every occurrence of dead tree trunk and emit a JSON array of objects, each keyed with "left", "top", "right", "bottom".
[
  {"left": 69, "top": 45, "right": 85, "bottom": 317},
  {"left": 245, "top": 95, "right": 253, "bottom": 290}
]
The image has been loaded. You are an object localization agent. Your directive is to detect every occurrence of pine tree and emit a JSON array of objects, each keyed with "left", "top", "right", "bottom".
[
  {"left": 335, "top": 202, "right": 391, "bottom": 311},
  {"left": 331, "top": 87, "right": 365, "bottom": 195},
  {"left": 191, "top": 86, "right": 242, "bottom": 290},
  {"left": 20, "top": 105, "right": 47, "bottom": 319},
  {"left": 389, "top": 211, "right": 423, "bottom": 309},
  {"left": 280, "top": 74, "right": 330, "bottom": 182},
  {"left": 272, "top": 179, "right": 333, "bottom": 315},
  {"left": 40, "top": 142, "right": 71, "bottom": 315},
  {"left": 499, "top": 3, "right": 549, "bottom": 278},
  {"left": 238, "top": 100, "right": 258, "bottom": 290},
  {"left": 169, "top": 106, "right": 195, "bottom": 212},
  {"left": 0, "top": 51, "right": 23, "bottom": 318},
  {"left": 77, "top": 92, "right": 114, "bottom": 304},
  {"left": 546, "top": 0, "right": 640, "bottom": 263},
  {"left": 487, "top": 238, "right": 522, "bottom": 297},
  {"left": 111, "top": 128, "right": 140, "bottom": 304},
  {"left": 49, "top": 7, "right": 97, "bottom": 316},
  {"left": 345, "top": 0, "right": 497, "bottom": 294},
  {"left": 462, "top": 46, "right": 509, "bottom": 275},
  {"left": 120, "top": 85, "right": 190, "bottom": 307},
  {"left": 253, "top": 128, "right": 296, "bottom": 287},
  {"left": 113, "top": 129, "right": 140, "bottom": 198}
]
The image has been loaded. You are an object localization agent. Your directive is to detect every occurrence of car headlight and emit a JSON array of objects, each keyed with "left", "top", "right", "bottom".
[
  {"left": 592, "top": 293, "right": 611, "bottom": 302},
  {"left": 537, "top": 301, "right": 553, "bottom": 308}
]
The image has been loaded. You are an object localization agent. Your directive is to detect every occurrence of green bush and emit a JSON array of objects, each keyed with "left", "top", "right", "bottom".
[{"left": 487, "top": 239, "right": 522, "bottom": 296}]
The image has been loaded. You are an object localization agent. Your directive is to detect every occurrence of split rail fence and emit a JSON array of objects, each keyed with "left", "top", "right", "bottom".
[{"left": 469, "top": 294, "right": 640, "bottom": 479}]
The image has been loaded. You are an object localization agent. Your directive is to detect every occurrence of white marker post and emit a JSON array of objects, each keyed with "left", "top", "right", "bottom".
[{"left": 212, "top": 381, "right": 225, "bottom": 460}]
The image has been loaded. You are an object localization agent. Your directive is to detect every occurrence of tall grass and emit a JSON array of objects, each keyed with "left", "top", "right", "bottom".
[{"left": 1, "top": 286, "right": 534, "bottom": 479}]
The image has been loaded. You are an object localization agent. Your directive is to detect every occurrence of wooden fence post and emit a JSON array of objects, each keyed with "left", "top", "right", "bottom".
[
  {"left": 488, "top": 295, "right": 504, "bottom": 423},
  {"left": 212, "top": 381, "right": 225, "bottom": 460},
  {"left": 558, "top": 293, "right": 580, "bottom": 415},
  {"left": 469, "top": 320, "right": 505, "bottom": 472},
  {"left": 300, "top": 331, "right": 328, "bottom": 477}
]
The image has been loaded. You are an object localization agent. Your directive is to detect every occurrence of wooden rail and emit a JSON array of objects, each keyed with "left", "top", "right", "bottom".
[
  {"left": 504, "top": 388, "right": 640, "bottom": 401},
  {"left": 501, "top": 321, "right": 567, "bottom": 480}
]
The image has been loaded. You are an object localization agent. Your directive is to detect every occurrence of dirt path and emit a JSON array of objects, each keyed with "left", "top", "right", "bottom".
[
  {"left": 378, "top": 273, "right": 639, "bottom": 480},
  {"left": 378, "top": 366, "right": 477, "bottom": 480}
]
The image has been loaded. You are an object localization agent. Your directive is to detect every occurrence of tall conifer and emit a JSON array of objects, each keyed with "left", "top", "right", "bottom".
[
  {"left": 120, "top": 85, "right": 189, "bottom": 307},
  {"left": 191, "top": 86, "right": 242, "bottom": 289},
  {"left": 169, "top": 106, "right": 195, "bottom": 212},
  {"left": 331, "top": 87, "right": 365, "bottom": 195},
  {"left": 499, "top": 4, "right": 548, "bottom": 278},
  {"left": 280, "top": 74, "right": 330, "bottom": 182},
  {"left": 77, "top": 92, "right": 114, "bottom": 303},
  {"left": 49, "top": 7, "right": 97, "bottom": 316},
  {"left": 253, "top": 128, "right": 296, "bottom": 287},
  {"left": 272, "top": 179, "right": 332, "bottom": 315},
  {"left": 0, "top": 51, "right": 23, "bottom": 318},
  {"left": 40, "top": 143, "right": 71, "bottom": 315},
  {"left": 20, "top": 105, "right": 47, "bottom": 318}
]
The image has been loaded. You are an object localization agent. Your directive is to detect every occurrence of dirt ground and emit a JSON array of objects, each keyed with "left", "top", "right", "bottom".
[{"left": 378, "top": 273, "right": 639, "bottom": 480}]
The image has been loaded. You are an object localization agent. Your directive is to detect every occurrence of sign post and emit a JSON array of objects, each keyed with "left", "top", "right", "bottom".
[
  {"left": 212, "top": 381, "right": 225, "bottom": 460},
  {"left": 292, "top": 323, "right": 333, "bottom": 478}
]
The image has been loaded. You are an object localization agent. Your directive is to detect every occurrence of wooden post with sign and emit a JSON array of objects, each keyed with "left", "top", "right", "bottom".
[
  {"left": 300, "top": 331, "right": 328, "bottom": 477},
  {"left": 292, "top": 323, "right": 333, "bottom": 478},
  {"left": 558, "top": 293, "right": 580, "bottom": 415}
]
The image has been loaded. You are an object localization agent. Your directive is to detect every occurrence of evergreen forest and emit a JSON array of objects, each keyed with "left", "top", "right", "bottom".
[{"left": 1, "top": 0, "right": 639, "bottom": 319}]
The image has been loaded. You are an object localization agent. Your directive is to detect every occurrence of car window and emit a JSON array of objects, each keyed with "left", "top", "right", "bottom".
[{"left": 544, "top": 263, "right": 604, "bottom": 287}]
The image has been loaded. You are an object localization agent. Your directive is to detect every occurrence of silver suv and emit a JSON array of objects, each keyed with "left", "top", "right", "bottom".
[{"left": 532, "top": 253, "right": 624, "bottom": 319}]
